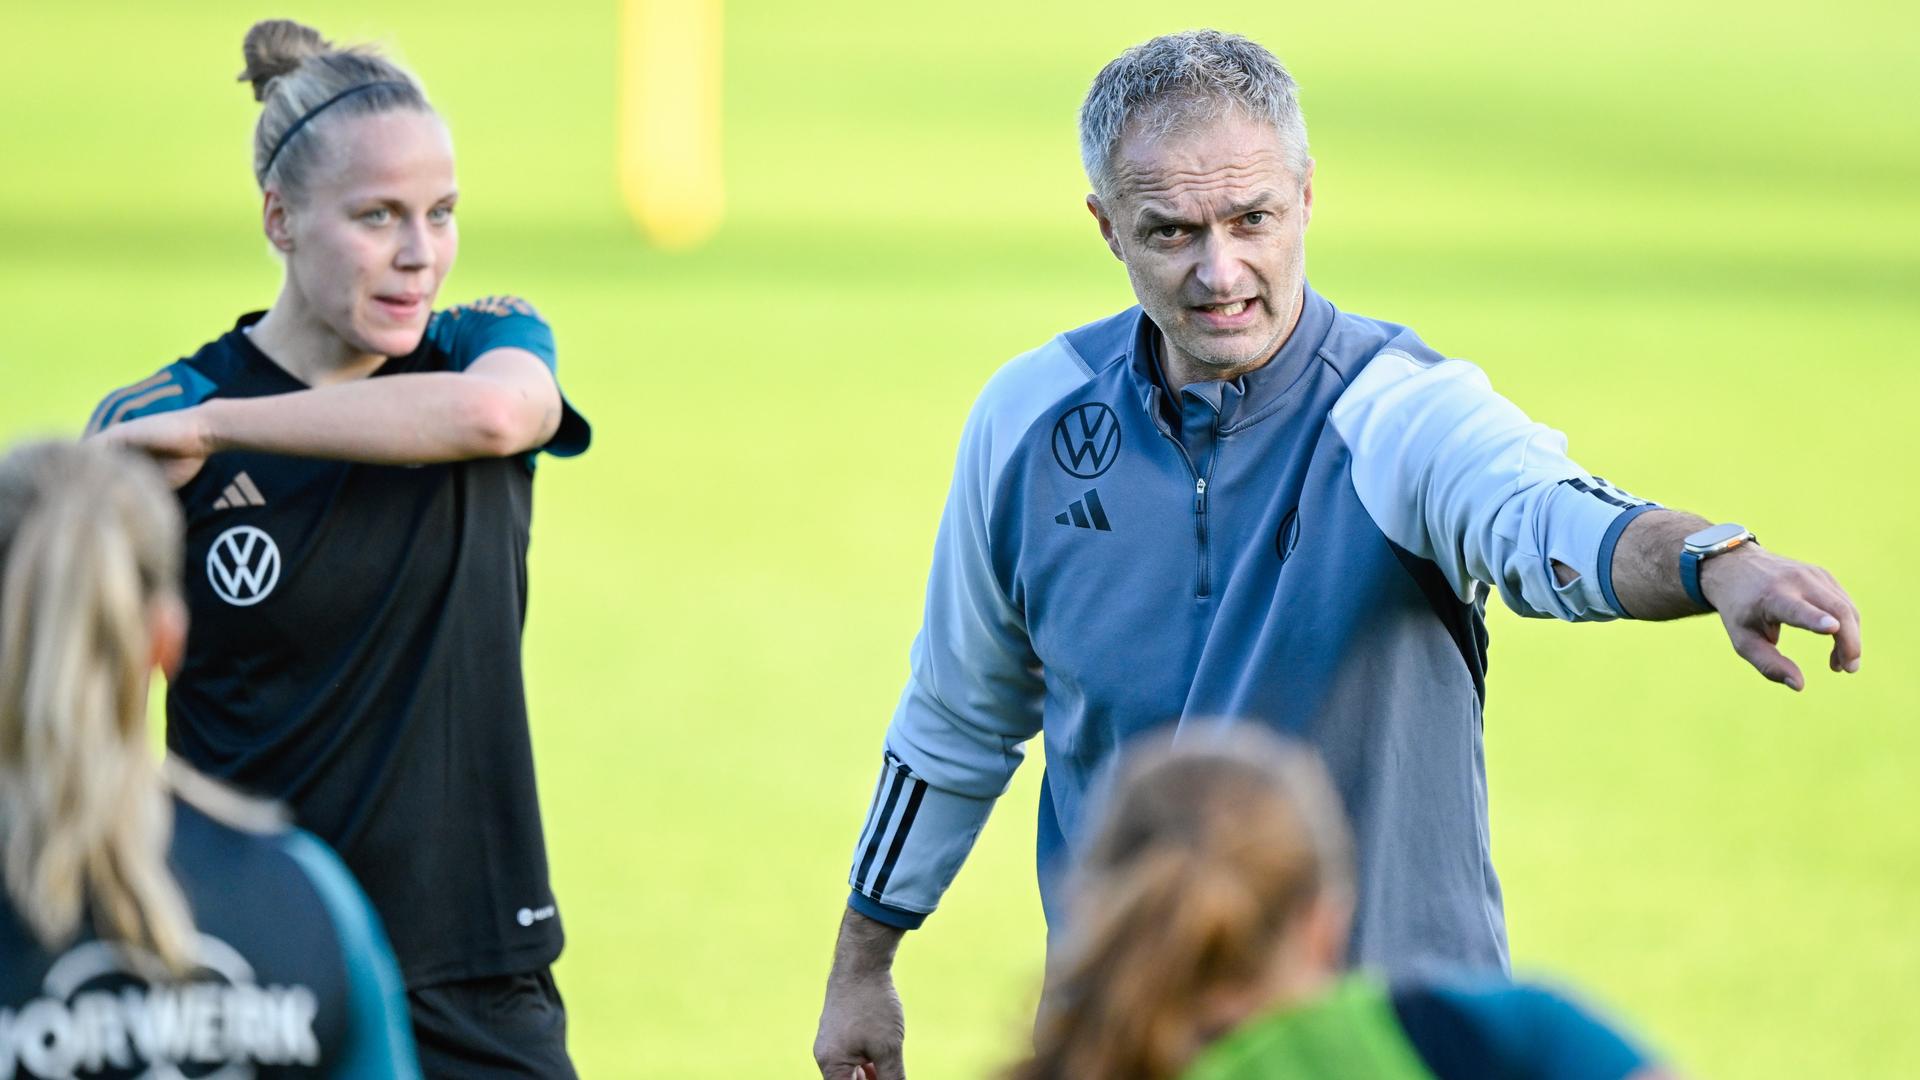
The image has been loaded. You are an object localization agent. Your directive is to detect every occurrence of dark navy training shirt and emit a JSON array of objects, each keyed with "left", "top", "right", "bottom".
[
  {"left": 0, "top": 792, "right": 418, "bottom": 1078},
  {"left": 1390, "top": 978, "right": 1653, "bottom": 1080},
  {"left": 88, "top": 298, "right": 591, "bottom": 987}
]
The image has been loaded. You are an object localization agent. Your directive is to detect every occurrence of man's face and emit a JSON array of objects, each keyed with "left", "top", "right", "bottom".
[{"left": 1090, "top": 111, "right": 1313, "bottom": 384}]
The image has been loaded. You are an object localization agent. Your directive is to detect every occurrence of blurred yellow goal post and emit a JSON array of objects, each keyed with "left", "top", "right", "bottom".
[{"left": 618, "top": 0, "right": 723, "bottom": 249}]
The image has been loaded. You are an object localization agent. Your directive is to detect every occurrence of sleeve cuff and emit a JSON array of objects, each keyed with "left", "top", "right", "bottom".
[
  {"left": 542, "top": 394, "right": 592, "bottom": 458},
  {"left": 847, "top": 890, "right": 928, "bottom": 930},
  {"left": 1597, "top": 503, "right": 1660, "bottom": 619}
]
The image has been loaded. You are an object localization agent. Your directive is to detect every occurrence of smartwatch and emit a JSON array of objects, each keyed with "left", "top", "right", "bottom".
[{"left": 1679, "top": 523, "right": 1757, "bottom": 610}]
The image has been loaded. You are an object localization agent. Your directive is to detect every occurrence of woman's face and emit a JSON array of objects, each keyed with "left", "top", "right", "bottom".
[{"left": 273, "top": 109, "right": 458, "bottom": 359}]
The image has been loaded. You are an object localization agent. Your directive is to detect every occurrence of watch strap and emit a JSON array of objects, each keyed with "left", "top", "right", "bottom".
[{"left": 1679, "top": 547, "right": 1710, "bottom": 609}]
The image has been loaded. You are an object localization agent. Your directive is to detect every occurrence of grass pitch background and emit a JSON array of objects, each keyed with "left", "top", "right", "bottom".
[{"left": 4, "top": 2, "right": 1916, "bottom": 1075}]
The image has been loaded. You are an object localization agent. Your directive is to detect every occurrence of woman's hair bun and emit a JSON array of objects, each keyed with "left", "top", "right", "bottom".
[{"left": 238, "top": 20, "right": 332, "bottom": 102}]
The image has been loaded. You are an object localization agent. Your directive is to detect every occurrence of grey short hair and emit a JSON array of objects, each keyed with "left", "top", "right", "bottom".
[{"left": 1079, "top": 30, "right": 1309, "bottom": 201}]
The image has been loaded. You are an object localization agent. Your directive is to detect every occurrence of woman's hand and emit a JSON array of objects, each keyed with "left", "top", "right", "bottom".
[{"left": 90, "top": 407, "right": 217, "bottom": 488}]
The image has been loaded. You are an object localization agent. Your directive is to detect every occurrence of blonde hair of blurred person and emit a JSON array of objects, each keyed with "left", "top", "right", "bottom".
[
  {"left": 1008, "top": 729, "right": 1678, "bottom": 1080},
  {"left": 0, "top": 440, "right": 424, "bottom": 1078},
  {"left": 0, "top": 440, "right": 197, "bottom": 972}
]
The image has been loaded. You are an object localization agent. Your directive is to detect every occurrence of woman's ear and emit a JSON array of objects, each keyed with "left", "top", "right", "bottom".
[
  {"left": 1300, "top": 887, "right": 1354, "bottom": 975},
  {"left": 149, "top": 594, "right": 188, "bottom": 679},
  {"left": 263, "top": 189, "right": 296, "bottom": 253}
]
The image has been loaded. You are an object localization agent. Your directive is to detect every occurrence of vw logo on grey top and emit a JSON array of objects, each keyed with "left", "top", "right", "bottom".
[{"left": 1051, "top": 402, "right": 1121, "bottom": 479}]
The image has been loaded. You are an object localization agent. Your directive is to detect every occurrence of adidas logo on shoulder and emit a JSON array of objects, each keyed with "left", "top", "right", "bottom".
[
  {"left": 1054, "top": 489, "right": 1111, "bottom": 532},
  {"left": 211, "top": 472, "right": 267, "bottom": 511}
]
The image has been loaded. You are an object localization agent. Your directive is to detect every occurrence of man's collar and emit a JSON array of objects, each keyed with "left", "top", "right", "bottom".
[{"left": 1125, "top": 284, "right": 1335, "bottom": 430}]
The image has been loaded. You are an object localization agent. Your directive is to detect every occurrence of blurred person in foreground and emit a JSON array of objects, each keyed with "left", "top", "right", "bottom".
[
  {"left": 0, "top": 439, "right": 419, "bottom": 1078},
  {"left": 1008, "top": 729, "right": 1675, "bottom": 1080},
  {"left": 815, "top": 28, "right": 1858, "bottom": 1079},
  {"left": 85, "top": 19, "right": 589, "bottom": 1077}
]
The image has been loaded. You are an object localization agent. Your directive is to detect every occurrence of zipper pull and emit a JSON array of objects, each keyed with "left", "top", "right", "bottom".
[{"left": 1195, "top": 477, "right": 1207, "bottom": 509}]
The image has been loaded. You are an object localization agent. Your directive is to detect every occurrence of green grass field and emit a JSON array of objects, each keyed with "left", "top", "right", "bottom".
[{"left": 5, "top": 2, "right": 1917, "bottom": 1075}]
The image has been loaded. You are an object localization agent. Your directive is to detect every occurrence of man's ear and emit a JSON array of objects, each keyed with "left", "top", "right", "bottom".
[
  {"left": 263, "top": 189, "right": 295, "bottom": 253},
  {"left": 1300, "top": 160, "right": 1316, "bottom": 227},
  {"left": 1087, "top": 194, "right": 1125, "bottom": 263}
]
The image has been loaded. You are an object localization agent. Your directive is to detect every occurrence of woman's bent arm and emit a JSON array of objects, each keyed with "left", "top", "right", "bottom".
[{"left": 93, "top": 348, "right": 562, "bottom": 483}]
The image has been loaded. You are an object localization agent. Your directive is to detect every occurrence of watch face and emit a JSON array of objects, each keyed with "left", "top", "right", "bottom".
[{"left": 1685, "top": 522, "right": 1749, "bottom": 553}]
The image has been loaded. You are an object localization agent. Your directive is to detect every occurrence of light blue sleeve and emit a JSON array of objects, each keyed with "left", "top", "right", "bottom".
[
  {"left": 281, "top": 830, "right": 423, "bottom": 1080},
  {"left": 847, "top": 337, "right": 1091, "bottom": 928},
  {"left": 1328, "top": 346, "right": 1658, "bottom": 622}
]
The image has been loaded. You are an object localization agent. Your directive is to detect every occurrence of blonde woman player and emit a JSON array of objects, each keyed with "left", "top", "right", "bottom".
[
  {"left": 1007, "top": 730, "right": 1679, "bottom": 1080},
  {"left": 88, "top": 20, "right": 590, "bottom": 1078},
  {"left": 0, "top": 440, "right": 420, "bottom": 1078}
]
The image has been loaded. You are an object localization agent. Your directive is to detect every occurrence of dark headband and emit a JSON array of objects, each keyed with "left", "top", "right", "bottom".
[{"left": 260, "top": 80, "right": 413, "bottom": 182}]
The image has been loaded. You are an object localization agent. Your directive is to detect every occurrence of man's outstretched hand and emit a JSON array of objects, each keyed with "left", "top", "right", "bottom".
[
  {"left": 1609, "top": 510, "right": 1861, "bottom": 689},
  {"left": 1702, "top": 544, "right": 1861, "bottom": 691}
]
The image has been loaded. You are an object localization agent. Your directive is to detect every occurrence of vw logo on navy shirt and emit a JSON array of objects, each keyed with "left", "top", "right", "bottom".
[
  {"left": 206, "top": 525, "right": 281, "bottom": 607},
  {"left": 1051, "top": 402, "right": 1121, "bottom": 479}
]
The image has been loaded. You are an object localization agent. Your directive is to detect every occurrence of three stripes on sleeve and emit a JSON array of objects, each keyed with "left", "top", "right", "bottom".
[
  {"left": 85, "top": 362, "right": 215, "bottom": 436},
  {"left": 851, "top": 751, "right": 928, "bottom": 911}
]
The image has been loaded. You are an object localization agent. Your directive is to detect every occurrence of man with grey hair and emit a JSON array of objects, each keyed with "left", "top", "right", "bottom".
[{"left": 814, "top": 29, "right": 1859, "bottom": 1079}]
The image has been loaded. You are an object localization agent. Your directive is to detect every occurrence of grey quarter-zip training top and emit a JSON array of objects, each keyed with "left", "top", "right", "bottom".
[{"left": 847, "top": 284, "right": 1655, "bottom": 975}]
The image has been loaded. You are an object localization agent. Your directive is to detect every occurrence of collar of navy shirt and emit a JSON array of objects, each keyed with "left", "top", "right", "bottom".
[{"left": 229, "top": 310, "right": 405, "bottom": 390}]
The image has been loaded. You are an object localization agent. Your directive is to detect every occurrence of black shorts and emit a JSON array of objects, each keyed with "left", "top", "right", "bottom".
[{"left": 408, "top": 968, "right": 577, "bottom": 1079}]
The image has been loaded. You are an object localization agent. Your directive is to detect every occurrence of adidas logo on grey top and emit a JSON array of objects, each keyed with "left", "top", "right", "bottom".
[
  {"left": 1054, "top": 489, "right": 1111, "bottom": 531},
  {"left": 212, "top": 471, "right": 266, "bottom": 511}
]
